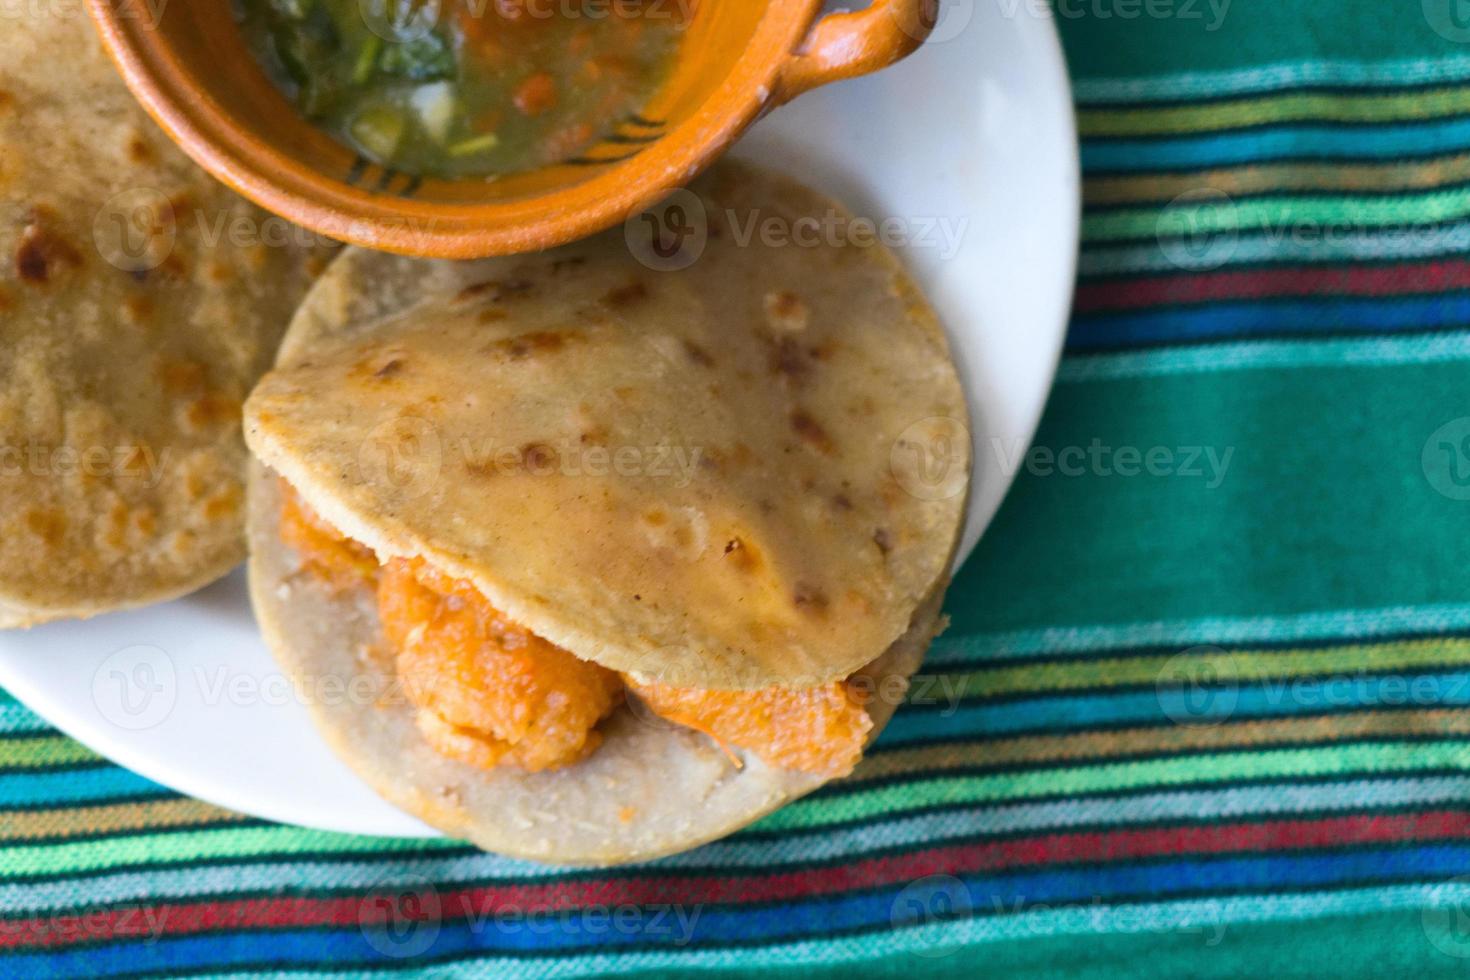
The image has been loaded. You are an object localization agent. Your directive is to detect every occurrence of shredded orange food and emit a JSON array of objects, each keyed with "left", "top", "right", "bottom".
[
  {"left": 278, "top": 481, "right": 872, "bottom": 776},
  {"left": 278, "top": 480, "right": 378, "bottom": 591},
  {"left": 378, "top": 557, "right": 623, "bottom": 772},
  {"left": 622, "top": 675, "right": 872, "bottom": 778}
]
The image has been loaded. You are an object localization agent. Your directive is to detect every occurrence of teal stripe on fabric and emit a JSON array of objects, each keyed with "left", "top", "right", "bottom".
[
  {"left": 931, "top": 602, "right": 1470, "bottom": 663},
  {"left": 1091, "top": 192, "right": 1470, "bottom": 244},
  {"left": 1054, "top": 335, "right": 1470, "bottom": 383},
  {"left": 949, "top": 359, "right": 1470, "bottom": 637},
  {"left": 12, "top": 3, "right": 1470, "bottom": 977},
  {"left": 0, "top": 690, "right": 46, "bottom": 734},
  {"left": 883, "top": 672, "right": 1470, "bottom": 740},
  {"left": 1071, "top": 54, "right": 1470, "bottom": 102},
  {"left": 132, "top": 887, "right": 1470, "bottom": 979},
  {"left": 0, "top": 703, "right": 49, "bottom": 736},
  {"left": 0, "top": 767, "right": 164, "bottom": 806},
  {"left": 3, "top": 776, "right": 1466, "bottom": 915},
  {"left": 1078, "top": 221, "right": 1470, "bottom": 276},
  {"left": 8, "top": 776, "right": 1470, "bottom": 918},
  {"left": 1084, "top": 119, "right": 1470, "bottom": 171},
  {"left": 1060, "top": 2, "right": 1468, "bottom": 79}
]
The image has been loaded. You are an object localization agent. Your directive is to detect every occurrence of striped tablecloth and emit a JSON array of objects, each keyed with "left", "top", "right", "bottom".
[{"left": 11, "top": 1, "right": 1470, "bottom": 975}]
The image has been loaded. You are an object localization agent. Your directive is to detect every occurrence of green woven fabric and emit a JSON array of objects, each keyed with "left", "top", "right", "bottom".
[{"left": 7, "top": 1, "right": 1470, "bottom": 975}]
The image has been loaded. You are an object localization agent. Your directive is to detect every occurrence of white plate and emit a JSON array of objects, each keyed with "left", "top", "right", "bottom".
[{"left": 0, "top": 3, "right": 1078, "bottom": 838}]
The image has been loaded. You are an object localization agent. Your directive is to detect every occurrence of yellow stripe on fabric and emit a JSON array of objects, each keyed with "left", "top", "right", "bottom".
[
  {"left": 0, "top": 797, "right": 247, "bottom": 842},
  {"left": 1084, "top": 153, "right": 1470, "bottom": 206},
  {"left": 1078, "top": 86, "right": 1470, "bottom": 137},
  {"left": 942, "top": 636, "right": 1470, "bottom": 700},
  {"left": 759, "top": 741, "right": 1470, "bottom": 832},
  {"left": 0, "top": 825, "right": 459, "bottom": 880},
  {"left": 851, "top": 709, "right": 1470, "bottom": 784},
  {"left": 0, "top": 737, "right": 101, "bottom": 770}
]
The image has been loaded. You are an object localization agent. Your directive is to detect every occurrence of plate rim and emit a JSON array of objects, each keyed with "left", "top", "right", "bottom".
[{"left": 0, "top": 9, "right": 1080, "bottom": 839}]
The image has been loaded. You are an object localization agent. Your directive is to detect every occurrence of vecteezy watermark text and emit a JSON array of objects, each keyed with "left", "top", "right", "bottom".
[
  {"left": 990, "top": 438, "right": 1235, "bottom": 488},
  {"left": 0, "top": 443, "right": 169, "bottom": 488},
  {"left": 997, "top": 0, "right": 1231, "bottom": 31},
  {"left": 357, "top": 873, "right": 702, "bottom": 959},
  {"left": 357, "top": 416, "right": 706, "bottom": 499}
]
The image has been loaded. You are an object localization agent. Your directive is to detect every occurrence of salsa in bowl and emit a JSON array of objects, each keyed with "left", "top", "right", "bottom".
[
  {"left": 89, "top": 0, "right": 936, "bottom": 257},
  {"left": 236, "top": 0, "right": 690, "bottom": 179}
]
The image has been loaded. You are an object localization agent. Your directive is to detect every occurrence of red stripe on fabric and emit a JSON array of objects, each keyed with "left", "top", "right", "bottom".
[
  {"left": 6, "top": 810, "right": 1470, "bottom": 948},
  {"left": 1074, "top": 261, "right": 1470, "bottom": 313}
]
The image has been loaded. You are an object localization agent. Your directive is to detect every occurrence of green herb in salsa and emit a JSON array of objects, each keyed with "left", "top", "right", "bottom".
[{"left": 236, "top": 0, "right": 687, "bottom": 179}]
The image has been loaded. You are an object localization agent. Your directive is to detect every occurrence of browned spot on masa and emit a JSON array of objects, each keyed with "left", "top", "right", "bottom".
[
  {"left": 351, "top": 348, "right": 411, "bottom": 382},
  {"left": 521, "top": 442, "right": 558, "bottom": 474},
  {"left": 790, "top": 410, "right": 835, "bottom": 455},
  {"left": 15, "top": 210, "right": 82, "bottom": 284},
  {"left": 104, "top": 503, "right": 130, "bottom": 549},
  {"left": 171, "top": 529, "right": 199, "bottom": 557},
  {"left": 373, "top": 358, "right": 405, "bottom": 379},
  {"left": 203, "top": 488, "right": 240, "bottom": 521},
  {"left": 123, "top": 294, "right": 154, "bottom": 325},
  {"left": 117, "top": 447, "right": 152, "bottom": 480},
  {"left": 159, "top": 360, "right": 207, "bottom": 394},
  {"left": 603, "top": 280, "right": 648, "bottom": 308},
  {"left": 873, "top": 528, "right": 893, "bottom": 556},
  {"left": 764, "top": 290, "right": 809, "bottom": 332},
  {"left": 0, "top": 91, "right": 14, "bottom": 115},
  {"left": 457, "top": 278, "right": 533, "bottom": 304},
  {"left": 723, "top": 536, "right": 763, "bottom": 573},
  {"left": 156, "top": 253, "right": 189, "bottom": 282},
  {"left": 125, "top": 135, "right": 154, "bottom": 164},
  {"left": 488, "top": 330, "right": 580, "bottom": 359},
  {"left": 25, "top": 508, "right": 66, "bottom": 547},
  {"left": 793, "top": 583, "right": 830, "bottom": 615},
  {"left": 682, "top": 340, "right": 714, "bottom": 367},
  {"left": 187, "top": 394, "right": 240, "bottom": 430},
  {"left": 767, "top": 336, "right": 812, "bottom": 386},
  {"left": 456, "top": 281, "right": 497, "bottom": 302}
]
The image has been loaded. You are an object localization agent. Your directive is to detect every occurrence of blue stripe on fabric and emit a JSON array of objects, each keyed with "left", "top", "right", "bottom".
[
  {"left": 10, "top": 846, "right": 1470, "bottom": 974},
  {"left": 1065, "top": 295, "right": 1470, "bottom": 350},
  {"left": 1077, "top": 221, "right": 1470, "bottom": 277},
  {"left": 927, "top": 604, "right": 1470, "bottom": 662},
  {"left": 0, "top": 767, "right": 167, "bottom": 807},
  {"left": 1055, "top": 333, "right": 1470, "bottom": 383},
  {"left": 1071, "top": 56, "right": 1470, "bottom": 103},
  {"left": 1081, "top": 117, "right": 1470, "bottom": 171},
  {"left": 877, "top": 671, "right": 1470, "bottom": 746}
]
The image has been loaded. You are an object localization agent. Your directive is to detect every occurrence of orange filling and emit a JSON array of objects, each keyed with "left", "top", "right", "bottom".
[
  {"left": 278, "top": 485, "right": 378, "bottom": 592},
  {"left": 379, "top": 558, "right": 623, "bottom": 772},
  {"left": 279, "top": 481, "right": 871, "bottom": 776},
  {"left": 623, "top": 675, "right": 872, "bottom": 779}
]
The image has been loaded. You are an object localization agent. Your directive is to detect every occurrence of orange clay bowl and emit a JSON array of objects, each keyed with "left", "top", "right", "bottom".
[{"left": 87, "top": 1, "right": 937, "bottom": 259}]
